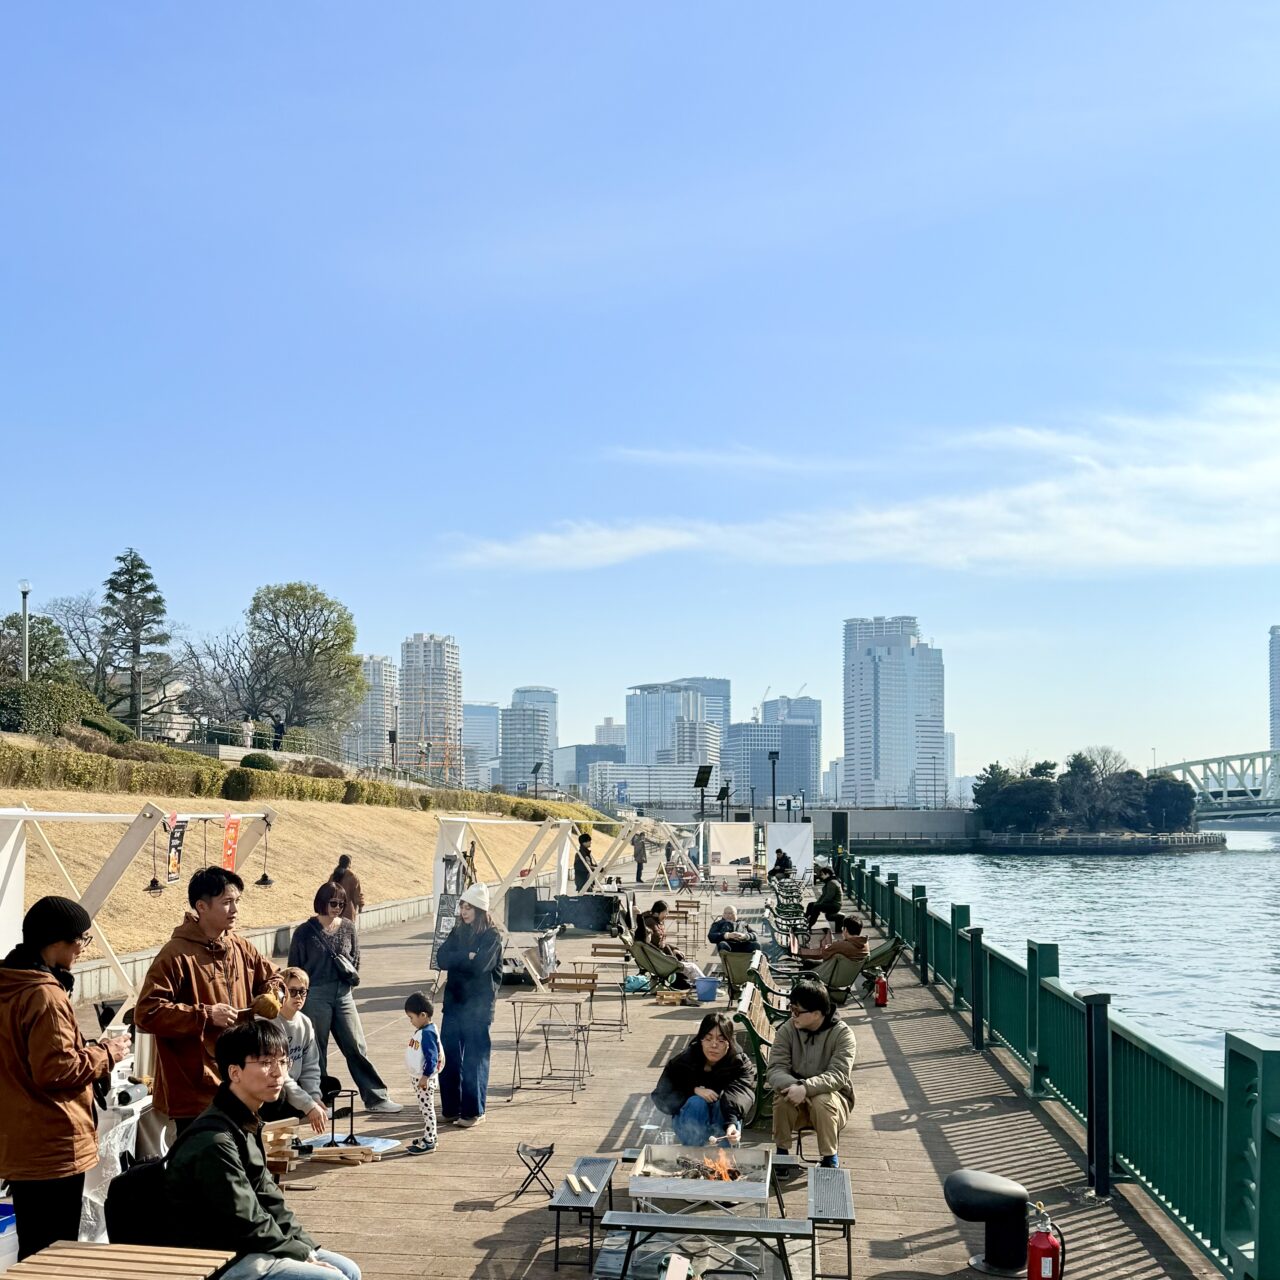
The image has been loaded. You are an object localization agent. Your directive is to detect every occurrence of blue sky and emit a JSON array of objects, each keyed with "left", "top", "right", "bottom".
[{"left": 4, "top": 4, "right": 1280, "bottom": 774}]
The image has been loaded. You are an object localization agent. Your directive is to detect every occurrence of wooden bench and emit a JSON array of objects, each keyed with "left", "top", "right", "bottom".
[
  {"left": 9, "top": 1240, "right": 235, "bottom": 1278},
  {"left": 732, "top": 982, "right": 776, "bottom": 1120},
  {"left": 548, "top": 1155, "right": 616, "bottom": 1270},
  {"left": 600, "top": 1210, "right": 810, "bottom": 1280},
  {"left": 809, "top": 1164, "right": 857, "bottom": 1280}
]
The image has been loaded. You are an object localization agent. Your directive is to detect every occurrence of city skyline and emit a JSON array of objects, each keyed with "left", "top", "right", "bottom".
[{"left": 7, "top": 7, "right": 1280, "bottom": 778}]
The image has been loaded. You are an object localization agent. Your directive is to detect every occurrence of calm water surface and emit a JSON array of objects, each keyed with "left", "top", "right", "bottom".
[{"left": 865, "top": 829, "right": 1280, "bottom": 1075}]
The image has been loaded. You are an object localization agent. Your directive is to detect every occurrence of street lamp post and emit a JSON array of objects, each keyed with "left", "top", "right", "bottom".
[
  {"left": 750, "top": 785, "right": 756, "bottom": 819},
  {"left": 532, "top": 760, "right": 542, "bottom": 799},
  {"left": 18, "top": 580, "right": 31, "bottom": 682},
  {"left": 768, "top": 750, "right": 780, "bottom": 823},
  {"left": 800, "top": 789, "right": 806, "bottom": 822}
]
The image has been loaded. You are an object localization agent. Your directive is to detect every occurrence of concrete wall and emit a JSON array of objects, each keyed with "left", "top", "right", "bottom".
[{"left": 69, "top": 893, "right": 435, "bottom": 1004}]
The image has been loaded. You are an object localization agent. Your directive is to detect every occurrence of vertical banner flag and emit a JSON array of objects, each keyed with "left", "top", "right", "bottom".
[
  {"left": 221, "top": 816, "right": 241, "bottom": 871},
  {"left": 167, "top": 814, "right": 187, "bottom": 883}
]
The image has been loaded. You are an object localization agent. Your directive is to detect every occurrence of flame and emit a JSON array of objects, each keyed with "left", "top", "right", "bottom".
[{"left": 701, "top": 1148, "right": 736, "bottom": 1181}]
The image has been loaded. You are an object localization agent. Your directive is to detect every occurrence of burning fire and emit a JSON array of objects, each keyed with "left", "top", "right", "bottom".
[{"left": 700, "top": 1148, "right": 739, "bottom": 1181}]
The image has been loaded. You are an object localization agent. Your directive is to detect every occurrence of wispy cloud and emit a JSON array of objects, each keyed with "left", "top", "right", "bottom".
[
  {"left": 608, "top": 445, "right": 862, "bottom": 475},
  {"left": 453, "top": 387, "right": 1280, "bottom": 573}
]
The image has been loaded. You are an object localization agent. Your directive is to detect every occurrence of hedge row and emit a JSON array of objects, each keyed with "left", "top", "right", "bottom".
[
  {"left": 0, "top": 741, "right": 226, "bottom": 798},
  {"left": 0, "top": 681, "right": 110, "bottom": 737}
]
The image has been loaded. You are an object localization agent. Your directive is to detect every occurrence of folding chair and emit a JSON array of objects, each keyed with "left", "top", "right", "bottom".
[{"left": 515, "top": 1141, "right": 556, "bottom": 1199}]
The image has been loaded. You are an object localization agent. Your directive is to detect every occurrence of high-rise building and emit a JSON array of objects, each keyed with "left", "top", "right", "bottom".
[
  {"left": 594, "top": 716, "right": 627, "bottom": 749},
  {"left": 1271, "top": 627, "right": 1280, "bottom": 751},
  {"left": 500, "top": 702, "right": 552, "bottom": 792},
  {"left": 513, "top": 686, "right": 558, "bottom": 752},
  {"left": 553, "top": 743, "right": 626, "bottom": 791},
  {"left": 822, "top": 758, "right": 844, "bottom": 802},
  {"left": 463, "top": 702, "right": 501, "bottom": 789},
  {"left": 399, "top": 633, "right": 463, "bottom": 785},
  {"left": 760, "top": 696, "right": 821, "bottom": 798},
  {"left": 723, "top": 721, "right": 781, "bottom": 805},
  {"left": 673, "top": 717, "right": 721, "bottom": 765},
  {"left": 626, "top": 683, "right": 706, "bottom": 765},
  {"left": 842, "top": 616, "right": 945, "bottom": 807},
  {"left": 341, "top": 655, "right": 398, "bottom": 767},
  {"left": 673, "top": 677, "right": 731, "bottom": 735},
  {"left": 945, "top": 732, "right": 957, "bottom": 804}
]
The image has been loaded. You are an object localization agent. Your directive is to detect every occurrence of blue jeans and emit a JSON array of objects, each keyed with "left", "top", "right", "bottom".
[
  {"left": 439, "top": 1005, "right": 492, "bottom": 1119},
  {"left": 219, "top": 1248, "right": 361, "bottom": 1280},
  {"left": 673, "top": 1095, "right": 725, "bottom": 1146},
  {"left": 306, "top": 980, "right": 389, "bottom": 1107}
]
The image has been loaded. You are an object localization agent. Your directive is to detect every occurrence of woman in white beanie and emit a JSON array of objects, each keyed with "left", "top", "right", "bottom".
[{"left": 435, "top": 883, "right": 504, "bottom": 1127}]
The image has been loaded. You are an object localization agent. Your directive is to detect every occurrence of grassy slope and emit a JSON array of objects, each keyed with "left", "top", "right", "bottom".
[{"left": 5, "top": 786, "right": 583, "bottom": 955}]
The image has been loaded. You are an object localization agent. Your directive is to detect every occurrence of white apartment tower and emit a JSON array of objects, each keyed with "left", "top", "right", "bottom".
[
  {"left": 843, "top": 616, "right": 946, "bottom": 807},
  {"left": 626, "top": 683, "right": 706, "bottom": 765},
  {"left": 513, "top": 686, "right": 558, "bottom": 752},
  {"left": 342, "top": 655, "right": 398, "bottom": 767},
  {"left": 1271, "top": 626, "right": 1280, "bottom": 751},
  {"left": 399, "top": 633, "right": 463, "bottom": 786},
  {"left": 594, "top": 717, "right": 627, "bottom": 749}
]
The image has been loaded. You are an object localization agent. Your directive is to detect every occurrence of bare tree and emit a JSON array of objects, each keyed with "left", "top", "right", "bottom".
[
  {"left": 44, "top": 592, "right": 118, "bottom": 704},
  {"left": 1083, "top": 745, "right": 1129, "bottom": 781},
  {"left": 176, "top": 631, "right": 281, "bottom": 723}
]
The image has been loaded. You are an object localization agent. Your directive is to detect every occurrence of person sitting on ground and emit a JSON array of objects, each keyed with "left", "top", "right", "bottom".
[
  {"left": 817, "top": 915, "right": 869, "bottom": 964},
  {"left": 135, "top": 867, "right": 281, "bottom": 1135},
  {"left": 261, "top": 967, "right": 327, "bottom": 1134},
  {"left": 805, "top": 865, "right": 844, "bottom": 930},
  {"left": 168, "top": 1021, "right": 361, "bottom": 1279},
  {"left": 638, "top": 900, "right": 706, "bottom": 983},
  {"left": 766, "top": 848, "right": 794, "bottom": 882},
  {"left": 651, "top": 1011, "right": 756, "bottom": 1146},
  {"left": 707, "top": 905, "right": 760, "bottom": 954},
  {"left": 767, "top": 978, "right": 856, "bottom": 1170},
  {"left": 0, "top": 897, "right": 129, "bottom": 1261}
]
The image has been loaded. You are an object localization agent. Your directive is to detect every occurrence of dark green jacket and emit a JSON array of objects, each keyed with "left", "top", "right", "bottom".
[
  {"left": 814, "top": 879, "right": 843, "bottom": 915},
  {"left": 167, "top": 1085, "right": 317, "bottom": 1263}
]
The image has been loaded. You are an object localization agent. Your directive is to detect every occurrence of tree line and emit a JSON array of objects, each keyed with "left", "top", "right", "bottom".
[
  {"left": 0, "top": 548, "right": 365, "bottom": 737},
  {"left": 972, "top": 747, "right": 1197, "bottom": 834}
]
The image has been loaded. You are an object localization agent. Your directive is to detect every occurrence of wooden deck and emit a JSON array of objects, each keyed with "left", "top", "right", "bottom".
[{"left": 286, "top": 900, "right": 1219, "bottom": 1279}]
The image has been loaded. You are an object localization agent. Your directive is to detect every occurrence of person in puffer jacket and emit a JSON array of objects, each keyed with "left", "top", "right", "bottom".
[
  {"left": 0, "top": 896, "right": 128, "bottom": 1259},
  {"left": 766, "top": 978, "right": 856, "bottom": 1168}
]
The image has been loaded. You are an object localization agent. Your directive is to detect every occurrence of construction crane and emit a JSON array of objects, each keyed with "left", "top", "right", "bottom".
[
  {"left": 793, "top": 683, "right": 807, "bottom": 698},
  {"left": 751, "top": 685, "right": 771, "bottom": 723}
]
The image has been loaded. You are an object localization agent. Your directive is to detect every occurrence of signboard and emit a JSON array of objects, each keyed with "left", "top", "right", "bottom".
[
  {"left": 429, "top": 893, "right": 459, "bottom": 971},
  {"left": 221, "top": 816, "right": 241, "bottom": 871},
  {"left": 166, "top": 816, "right": 186, "bottom": 884}
]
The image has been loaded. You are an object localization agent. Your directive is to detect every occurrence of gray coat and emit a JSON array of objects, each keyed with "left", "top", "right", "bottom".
[{"left": 766, "top": 1013, "right": 856, "bottom": 1105}]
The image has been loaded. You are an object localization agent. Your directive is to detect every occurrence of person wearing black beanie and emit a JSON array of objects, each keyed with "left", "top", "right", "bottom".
[{"left": 0, "top": 897, "right": 129, "bottom": 1260}]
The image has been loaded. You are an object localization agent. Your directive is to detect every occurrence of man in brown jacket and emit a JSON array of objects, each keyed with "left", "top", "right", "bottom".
[
  {"left": 0, "top": 896, "right": 129, "bottom": 1260},
  {"left": 331, "top": 854, "right": 364, "bottom": 924},
  {"left": 134, "top": 867, "right": 279, "bottom": 1132}
]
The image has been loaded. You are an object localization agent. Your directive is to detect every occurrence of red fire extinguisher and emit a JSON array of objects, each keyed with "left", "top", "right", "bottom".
[
  {"left": 1027, "top": 1202, "right": 1066, "bottom": 1279},
  {"left": 873, "top": 973, "right": 889, "bottom": 1007}
]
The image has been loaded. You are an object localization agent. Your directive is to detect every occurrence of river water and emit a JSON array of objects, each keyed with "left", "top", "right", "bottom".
[{"left": 861, "top": 829, "right": 1280, "bottom": 1076}]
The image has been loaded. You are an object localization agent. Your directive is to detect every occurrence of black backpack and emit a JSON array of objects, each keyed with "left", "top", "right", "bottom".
[{"left": 105, "top": 1113, "right": 244, "bottom": 1247}]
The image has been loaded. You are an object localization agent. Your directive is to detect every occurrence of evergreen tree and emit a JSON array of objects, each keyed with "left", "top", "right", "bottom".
[{"left": 101, "top": 548, "right": 171, "bottom": 732}]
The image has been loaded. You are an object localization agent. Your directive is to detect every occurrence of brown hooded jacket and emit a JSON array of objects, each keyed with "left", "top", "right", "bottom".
[
  {"left": 0, "top": 949, "right": 111, "bottom": 1180},
  {"left": 134, "top": 916, "right": 277, "bottom": 1119}
]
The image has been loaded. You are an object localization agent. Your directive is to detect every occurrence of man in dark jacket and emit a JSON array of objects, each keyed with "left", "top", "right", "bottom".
[
  {"left": 805, "top": 866, "right": 844, "bottom": 929},
  {"left": 0, "top": 897, "right": 129, "bottom": 1259},
  {"left": 707, "top": 905, "right": 760, "bottom": 954},
  {"left": 767, "top": 848, "right": 794, "bottom": 881},
  {"left": 651, "top": 1012, "right": 756, "bottom": 1144},
  {"left": 168, "top": 1021, "right": 361, "bottom": 1279}
]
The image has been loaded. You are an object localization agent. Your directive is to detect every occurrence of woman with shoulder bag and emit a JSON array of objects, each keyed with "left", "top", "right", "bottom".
[{"left": 288, "top": 881, "right": 401, "bottom": 1115}]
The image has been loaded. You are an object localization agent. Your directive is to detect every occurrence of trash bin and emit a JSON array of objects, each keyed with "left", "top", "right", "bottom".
[{"left": 695, "top": 976, "right": 719, "bottom": 1003}]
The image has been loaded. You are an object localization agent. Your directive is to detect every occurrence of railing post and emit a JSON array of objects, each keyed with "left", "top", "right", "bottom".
[
  {"left": 950, "top": 904, "right": 970, "bottom": 1009},
  {"left": 967, "top": 927, "right": 985, "bottom": 1049},
  {"left": 1222, "top": 1032, "right": 1280, "bottom": 1280},
  {"left": 854, "top": 859, "right": 866, "bottom": 907},
  {"left": 912, "top": 887, "right": 929, "bottom": 983},
  {"left": 1026, "top": 940, "right": 1059, "bottom": 1098},
  {"left": 868, "top": 865, "right": 880, "bottom": 927},
  {"left": 886, "top": 873, "right": 899, "bottom": 939},
  {"left": 1075, "top": 988, "right": 1113, "bottom": 1197}
]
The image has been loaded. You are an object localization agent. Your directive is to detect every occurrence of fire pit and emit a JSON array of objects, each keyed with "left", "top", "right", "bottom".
[{"left": 628, "top": 1144, "right": 773, "bottom": 1209}]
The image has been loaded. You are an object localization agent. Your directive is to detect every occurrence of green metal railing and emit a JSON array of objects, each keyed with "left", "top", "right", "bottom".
[{"left": 831, "top": 850, "right": 1280, "bottom": 1279}]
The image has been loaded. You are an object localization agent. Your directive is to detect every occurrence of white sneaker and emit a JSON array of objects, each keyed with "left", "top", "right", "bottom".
[
  {"left": 455, "top": 1114, "right": 486, "bottom": 1128},
  {"left": 367, "top": 1100, "right": 404, "bottom": 1114}
]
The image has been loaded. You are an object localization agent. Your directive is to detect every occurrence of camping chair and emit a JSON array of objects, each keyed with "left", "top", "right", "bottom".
[
  {"left": 719, "top": 948, "right": 756, "bottom": 1004},
  {"left": 806, "top": 953, "right": 866, "bottom": 1007},
  {"left": 515, "top": 1141, "right": 556, "bottom": 1199},
  {"left": 860, "top": 937, "right": 907, "bottom": 1000},
  {"left": 626, "top": 937, "right": 683, "bottom": 992}
]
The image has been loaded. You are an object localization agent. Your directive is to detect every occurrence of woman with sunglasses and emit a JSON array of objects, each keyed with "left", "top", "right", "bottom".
[
  {"left": 287, "top": 882, "right": 401, "bottom": 1114},
  {"left": 651, "top": 1011, "right": 756, "bottom": 1146}
]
